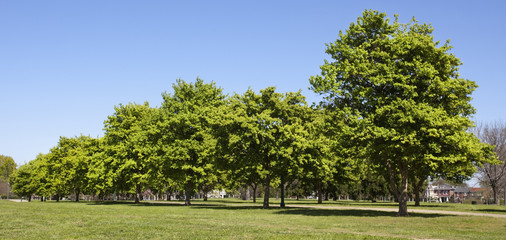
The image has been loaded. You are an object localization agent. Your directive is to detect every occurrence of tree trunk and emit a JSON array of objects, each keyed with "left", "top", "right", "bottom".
[
  {"left": 317, "top": 183, "right": 323, "bottom": 204},
  {"left": 386, "top": 159, "right": 409, "bottom": 216},
  {"left": 75, "top": 188, "right": 80, "bottom": 202},
  {"left": 204, "top": 191, "right": 208, "bottom": 201},
  {"left": 263, "top": 174, "right": 271, "bottom": 209},
  {"left": 398, "top": 168, "right": 409, "bottom": 216},
  {"left": 414, "top": 178, "right": 424, "bottom": 207},
  {"left": 252, "top": 183, "right": 257, "bottom": 203},
  {"left": 493, "top": 187, "right": 499, "bottom": 205},
  {"left": 135, "top": 184, "right": 141, "bottom": 204},
  {"left": 280, "top": 175, "right": 285, "bottom": 208},
  {"left": 56, "top": 194, "right": 60, "bottom": 202},
  {"left": 185, "top": 179, "right": 192, "bottom": 206}
]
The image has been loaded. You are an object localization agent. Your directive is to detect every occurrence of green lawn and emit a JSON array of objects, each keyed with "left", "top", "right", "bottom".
[
  {"left": 277, "top": 199, "right": 506, "bottom": 215},
  {"left": 1, "top": 199, "right": 505, "bottom": 239}
]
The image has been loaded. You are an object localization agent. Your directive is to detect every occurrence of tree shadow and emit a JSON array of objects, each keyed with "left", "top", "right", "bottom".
[
  {"left": 275, "top": 208, "right": 448, "bottom": 218},
  {"left": 475, "top": 208, "right": 506, "bottom": 214},
  {"left": 85, "top": 200, "right": 185, "bottom": 207}
]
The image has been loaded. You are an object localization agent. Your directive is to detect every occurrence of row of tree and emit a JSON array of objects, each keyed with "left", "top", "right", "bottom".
[
  {"left": 7, "top": 10, "right": 500, "bottom": 216},
  {"left": 9, "top": 80, "right": 356, "bottom": 206}
]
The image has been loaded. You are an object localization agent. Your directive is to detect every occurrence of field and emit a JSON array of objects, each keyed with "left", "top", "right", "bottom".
[{"left": 1, "top": 199, "right": 506, "bottom": 239}]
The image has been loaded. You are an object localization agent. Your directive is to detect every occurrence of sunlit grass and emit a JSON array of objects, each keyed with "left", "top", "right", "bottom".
[{"left": 1, "top": 199, "right": 505, "bottom": 239}]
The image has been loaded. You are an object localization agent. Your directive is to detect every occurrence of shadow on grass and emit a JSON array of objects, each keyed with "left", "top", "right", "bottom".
[
  {"left": 476, "top": 208, "right": 506, "bottom": 214},
  {"left": 83, "top": 200, "right": 450, "bottom": 217},
  {"left": 85, "top": 200, "right": 259, "bottom": 209},
  {"left": 275, "top": 208, "right": 447, "bottom": 218}
]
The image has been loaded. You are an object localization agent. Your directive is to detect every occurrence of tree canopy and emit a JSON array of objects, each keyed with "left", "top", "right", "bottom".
[{"left": 310, "top": 10, "right": 494, "bottom": 216}]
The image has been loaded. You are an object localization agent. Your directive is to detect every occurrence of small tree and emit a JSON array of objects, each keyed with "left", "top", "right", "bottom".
[
  {"left": 0, "top": 155, "right": 16, "bottom": 199},
  {"left": 474, "top": 121, "right": 506, "bottom": 205}
]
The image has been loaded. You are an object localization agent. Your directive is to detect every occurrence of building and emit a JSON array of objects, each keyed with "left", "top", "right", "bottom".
[{"left": 423, "top": 183, "right": 481, "bottom": 203}]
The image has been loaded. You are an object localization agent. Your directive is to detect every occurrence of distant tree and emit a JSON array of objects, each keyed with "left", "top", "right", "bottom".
[
  {"left": 11, "top": 162, "right": 37, "bottom": 201},
  {"left": 30, "top": 153, "right": 54, "bottom": 201},
  {"left": 310, "top": 10, "right": 494, "bottom": 216},
  {"left": 47, "top": 136, "right": 100, "bottom": 201},
  {"left": 474, "top": 121, "right": 506, "bottom": 205},
  {"left": 0, "top": 155, "right": 16, "bottom": 199}
]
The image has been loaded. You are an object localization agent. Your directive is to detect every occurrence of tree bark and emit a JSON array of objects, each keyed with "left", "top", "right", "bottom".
[
  {"left": 185, "top": 179, "right": 192, "bottom": 206},
  {"left": 252, "top": 183, "right": 257, "bottom": 203},
  {"left": 75, "top": 188, "right": 80, "bottom": 202},
  {"left": 493, "top": 187, "right": 499, "bottom": 205},
  {"left": 317, "top": 191, "right": 323, "bottom": 204},
  {"left": 263, "top": 174, "right": 271, "bottom": 209},
  {"left": 398, "top": 167, "right": 409, "bottom": 216},
  {"left": 135, "top": 184, "right": 141, "bottom": 204},
  {"left": 386, "top": 159, "right": 409, "bottom": 216},
  {"left": 280, "top": 175, "right": 285, "bottom": 208},
  {"left": 414, "top": 178, "right": 424, "bottom": 207},
  {"left": 317, "top": 183, "right": 323, "bottom": 204}
]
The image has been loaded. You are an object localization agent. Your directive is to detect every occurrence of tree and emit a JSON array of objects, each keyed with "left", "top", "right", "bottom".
[
  {"left": 46, "top": 136, "right": 100, "bottom": 202},
  {"left": 474, "top": 121, "right": 506, "bottom": 205},
  {"left": 103, "top": 102, "right": 154, "bottom": 203},
  {"left": 159, "top": 78, "right": 226, "bottom": 206},
  {"left": 11, "top": 161, "right": 37, "bottom": 201},
  {"left": 310, "top": 10, "right": 493, "bottom": 216},
  {"left": 0, "top": 155, "right": 16, "bottom": 199},
  {"left": 217, "top": 87, "right": 309, "bottom": 208}
]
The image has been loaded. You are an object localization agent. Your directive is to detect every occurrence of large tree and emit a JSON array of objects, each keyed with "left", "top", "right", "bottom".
[
  {"left": 159, "top": 78, "right": 226, "bottom": 206},
  {"left": 103, "top": 102, "right": 154, "bottom": 203},
  {"left": 217, "top": 87, "right": 309, "bottom": 208},
  {"left": 310, "top": 10, "right": 493, "bottom": 216}
]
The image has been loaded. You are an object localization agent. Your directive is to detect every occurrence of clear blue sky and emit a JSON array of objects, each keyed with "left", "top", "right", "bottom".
[{"left": 1, "top": 0, "right": 505, "bottom": 166}]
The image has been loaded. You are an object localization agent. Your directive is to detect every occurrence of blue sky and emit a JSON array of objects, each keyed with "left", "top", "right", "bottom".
[{"left": 1, "top": 0, "right": 505, "bottom": 166}]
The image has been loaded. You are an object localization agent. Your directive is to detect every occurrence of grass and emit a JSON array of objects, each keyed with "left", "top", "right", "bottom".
[
  {"left": 275, "top": 198, "right": 506, "bottom": 215},
  {"left": 1, "top": 199, "right": 506, "bottom": 239}
]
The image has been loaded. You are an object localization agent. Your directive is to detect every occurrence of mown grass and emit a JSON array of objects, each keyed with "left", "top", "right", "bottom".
[
  {"left": 275, "top": 198, "right": 506, "bottom": 215},
  {"left": 1, "top": 199, "right": 505, "bottom": 239}
]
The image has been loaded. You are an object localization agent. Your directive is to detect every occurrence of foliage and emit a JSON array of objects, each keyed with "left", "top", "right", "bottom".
[
  {"left": 310, "top": 10, "right": 494, "bottom": 216},
  {"left": 216, "top": 87, "right": 312, "bottom": 208},
  {"left": 102, "top": 102, "right": 154, "bottom": 203},
  {"left": 10, "top": 161, "right": 36, "bottom": 200},
  {"left": 158, "top": 78, "right": 227, "bottom": 205},
  {"left": 0, "top": 155, "right": 16, "bottom": 183}
]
